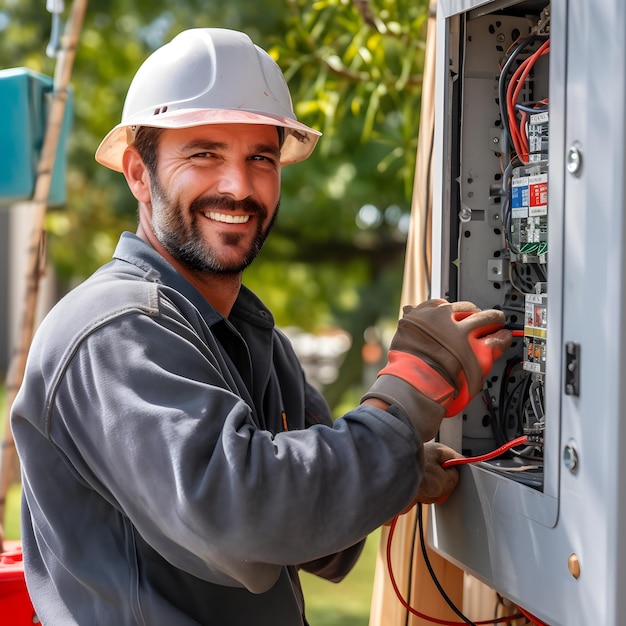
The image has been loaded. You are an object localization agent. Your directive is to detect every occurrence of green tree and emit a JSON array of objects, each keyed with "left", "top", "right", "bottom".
[{"left": 0, "top": 0, "right": 430, "bottom": 410}]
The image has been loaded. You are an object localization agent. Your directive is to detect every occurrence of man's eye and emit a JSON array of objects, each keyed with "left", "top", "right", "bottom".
[{"left": 251, "top": 154, "right": 277, "bottom": 165}]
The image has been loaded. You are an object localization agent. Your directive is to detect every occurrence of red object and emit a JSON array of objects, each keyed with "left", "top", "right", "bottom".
[
  {"left": 441, "top": 436, "right": 529, "bottom": 468},
  {"left": 0, "top": 541, "right": 38, "bottom": 624}
]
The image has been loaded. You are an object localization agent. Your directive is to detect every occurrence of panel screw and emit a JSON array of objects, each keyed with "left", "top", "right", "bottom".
[
  {"left": 563, "top": 444, "right": 579, "bottom": 473},
  {"left": 568, "top": 553, "right": 581, "bottom": 579},
  {"left": 459, "top": 206, "right": 472, "bottom": 223}
]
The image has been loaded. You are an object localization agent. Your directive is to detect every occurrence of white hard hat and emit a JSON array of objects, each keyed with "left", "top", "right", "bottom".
[{"left": 95, "top": 28, "right": 321, "bottom": 171}]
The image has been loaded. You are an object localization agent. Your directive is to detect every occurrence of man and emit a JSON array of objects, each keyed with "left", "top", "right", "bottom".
[{"left": 11, "top": 28, "right": 511, "bottom": 625}]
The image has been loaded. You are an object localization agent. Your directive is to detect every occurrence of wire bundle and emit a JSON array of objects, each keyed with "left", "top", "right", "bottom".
[
  {"left": 385, "top": 437, "right": 551, "bottom": 626},
  {"left": 498, "top": 36, "right": 550, "bottom": 165},
  {"left": 505, "top": 39, "right": 550, "bottom": 163}
]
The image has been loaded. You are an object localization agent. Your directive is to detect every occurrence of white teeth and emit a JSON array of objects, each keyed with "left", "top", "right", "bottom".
[{"left": 205, "top": 212, "right": 250, "bottom": 224}]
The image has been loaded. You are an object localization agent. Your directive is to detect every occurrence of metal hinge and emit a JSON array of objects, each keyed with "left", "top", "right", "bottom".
[{"left": 564, "top": 342, "right": 580, "bottom": 396}]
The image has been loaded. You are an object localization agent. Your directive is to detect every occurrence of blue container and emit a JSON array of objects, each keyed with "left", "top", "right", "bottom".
[{"left": 0, "top": 67, "right": 72, "bottom": 205}]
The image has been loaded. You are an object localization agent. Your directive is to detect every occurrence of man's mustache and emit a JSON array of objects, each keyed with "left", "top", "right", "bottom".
[{"left": 190, "top": 196, "right": 267, "bottom": 219}]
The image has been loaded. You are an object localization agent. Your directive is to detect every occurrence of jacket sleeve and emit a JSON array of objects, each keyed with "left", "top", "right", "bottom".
[
  {"left": 298, "top": 379, "right": 367, "bottom": 582},
  {"left": 41, "top": 300, "right": 423, "bottom": 594},
  {"left": 299, "top": 541, "right": 365, "bottom": 582}
]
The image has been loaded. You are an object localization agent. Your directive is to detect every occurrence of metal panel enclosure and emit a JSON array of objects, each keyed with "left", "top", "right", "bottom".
[{"left": 429, "top": 1, "right": 626, "bottom": 624}]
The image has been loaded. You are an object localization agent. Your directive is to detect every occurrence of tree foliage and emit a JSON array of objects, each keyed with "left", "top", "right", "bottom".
[{"left": 0, "top": 0, "right": 430, "bottom": 407}]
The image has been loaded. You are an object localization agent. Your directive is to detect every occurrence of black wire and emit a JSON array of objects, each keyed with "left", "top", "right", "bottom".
[
  {"left": 533, "top": 262, "right": 547, "bottom": 282},
  {"left": 498, "top": 39, "right": 529, "bottom": 155},
  {"left": 502, "top": 375, "right": 530, "bottom": 439},
  {"left": 500, "top": 157, "right": 521, "bottom": 254},
  {"left": 416, "top": 507, "right": 531, "bottom": 624},
  {"left": 496, "top": 357, "right": 522, "bottom": 445},
  {"left": 509, "top": 263, "right": 537, "bottom": 294},
  {"left": 515, "top": 102, "right": 549, "bottom": 115},
  {"left": 417, "top": 503, "right": 477, "bottom": 626},
  {"left": 483, "top": 388, "right": 503, "bottom": 446},
  {"left": 515, "top": 376, "right": 534, "bottom": 435}
]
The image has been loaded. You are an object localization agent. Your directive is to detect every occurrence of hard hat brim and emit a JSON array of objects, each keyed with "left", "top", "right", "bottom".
[{"left": 95, "top": 108, "right": 322, "bottom": 172}]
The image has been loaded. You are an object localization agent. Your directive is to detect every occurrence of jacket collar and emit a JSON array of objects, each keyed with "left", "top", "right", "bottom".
[{"left": 112, "top": 231, "right": 275, "bottom": 329}]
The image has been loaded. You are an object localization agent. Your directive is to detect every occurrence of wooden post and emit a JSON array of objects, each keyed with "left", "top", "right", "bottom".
[
  {"left": 0, "top": 0, "right": 88, "bottom": 548},
  {"left": 369, "top": 2, "right": 467, "bottom": 623}
]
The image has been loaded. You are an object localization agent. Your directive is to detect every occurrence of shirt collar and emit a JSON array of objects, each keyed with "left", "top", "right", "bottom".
[{"left": 112, "top": 231, "right": 275, "bottom": 329}]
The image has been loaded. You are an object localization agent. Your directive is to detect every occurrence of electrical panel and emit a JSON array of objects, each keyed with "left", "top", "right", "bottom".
[
  {"left": 0, "top": 68, "right": 72, "bottom": 206},
  {"left": 429, "top": 1, "right": 626, "bottom": 624}
]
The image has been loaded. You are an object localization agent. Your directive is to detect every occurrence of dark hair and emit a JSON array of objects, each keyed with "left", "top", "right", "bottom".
[{"left": 132, "top": 126, "right": 164, "bottom": 176}]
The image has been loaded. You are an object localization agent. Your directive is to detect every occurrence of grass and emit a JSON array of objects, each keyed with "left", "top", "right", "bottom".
[
  {"left": 1, "top": 383, "right": 22, "bottom": 540},
  {"left": 0, "top": 383, "right": 378, "bottom": 621},
  {"left": 300, "top": 530, "right": 379, "bottom": 626}
]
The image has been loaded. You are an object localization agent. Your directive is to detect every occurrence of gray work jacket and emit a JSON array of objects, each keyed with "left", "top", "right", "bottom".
[{"left": 11, "top": 232, "right": 423, "bottom": 625}]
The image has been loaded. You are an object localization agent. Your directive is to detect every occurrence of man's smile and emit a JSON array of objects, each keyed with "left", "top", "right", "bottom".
[{"left": 203, "top": 211, "right": 251, "bottom": 224}]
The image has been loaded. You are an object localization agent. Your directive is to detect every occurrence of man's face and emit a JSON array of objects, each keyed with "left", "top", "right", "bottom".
[{"left": 147, "top": 123, "right": 282, "bottom": 275}]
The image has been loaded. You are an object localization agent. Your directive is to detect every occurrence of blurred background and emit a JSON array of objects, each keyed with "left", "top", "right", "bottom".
[{"left": 0, "top": 1, "right": 431, "bottom": 623}]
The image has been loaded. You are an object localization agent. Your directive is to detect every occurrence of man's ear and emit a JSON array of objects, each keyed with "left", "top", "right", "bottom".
[{"left": 122, "top": 146, "right": 151, "bottom": 203}]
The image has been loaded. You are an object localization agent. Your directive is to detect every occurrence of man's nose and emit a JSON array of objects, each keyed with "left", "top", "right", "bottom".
[{"left": 215, "top": 162, "right": 254, "bottom": 200}]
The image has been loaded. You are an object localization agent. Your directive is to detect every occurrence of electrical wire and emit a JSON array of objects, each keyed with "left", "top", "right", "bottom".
[
  {"left": 528, "top": 379, "right": 545, "bottom": 422},
  {"left": 395, "top": 20, "right": 549, "bottom": 626},
  {"left": 497, "top": 36, "right": 548, "bottom": 162},
  {"left": 390, "top": 24, "right": 549, "bottom": 626},
  {"left": 502, "top": 376, "right": 532, "bottom": 439},
  {"left": 508, "top": 262, "right": 540, "bottom": 295},
  {"left": 441, "top": 436, "right": 528, "bottom": 469},
  {"left": 403, "top": 512, "right": 420, "bottom": 626},
  {"left": 505, "top": 39, "right": 550, "bottom": 163},
  {"left": 517, "top": 604, "right": 549, "bottom": 626},
  {"left": 386, "top": 511, "right": 524, "bottom": 625},
  {"left": 515, "top": 102, "right": 549, "bottom": 115},
  {"left": 496, "top": 356, "right": 525, "bottom": 445},
  {"left": 385, "top": 437, "right": 537, "bottom": 625},
  {"left": 500, "top": 157, "right": 522, "bottom": 255}
]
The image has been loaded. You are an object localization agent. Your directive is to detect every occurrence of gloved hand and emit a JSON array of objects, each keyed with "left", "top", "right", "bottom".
[
  {"left": 362, "top": 299, "right": 512, "bottom": 441},
  {"left": 384, "top": 442, "right": 464, "bottom": 524}
]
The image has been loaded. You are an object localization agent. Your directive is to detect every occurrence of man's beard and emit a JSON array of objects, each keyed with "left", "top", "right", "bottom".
[{"left": 149, "top": 175, "right": 279, "bottom": 275}]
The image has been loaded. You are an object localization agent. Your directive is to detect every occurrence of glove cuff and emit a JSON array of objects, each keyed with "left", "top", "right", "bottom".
[
  {"left": 373, "top": 351, "right": 476, "bottom": 418},
  {"left": 362, "top": 375, "right": 446, "bottom": 442},
  {"left": 380, "top": 351, "right": 457, "bottom": 402}
]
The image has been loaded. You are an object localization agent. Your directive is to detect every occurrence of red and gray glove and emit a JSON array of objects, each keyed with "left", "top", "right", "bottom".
[{"left": 362, "top": 299, "right": 512, "bottom": 442}]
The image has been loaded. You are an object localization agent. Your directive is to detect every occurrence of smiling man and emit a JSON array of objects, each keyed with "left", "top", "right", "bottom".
[
  {"left": 128, "top": 124, "right": 282, "bottom": 315},
  {"left": 11, "top": 28, "right": 511, "bottom": 625}
]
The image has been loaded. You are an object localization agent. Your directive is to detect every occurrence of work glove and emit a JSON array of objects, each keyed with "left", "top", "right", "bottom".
[{"left": 362, "top": 299, "right": 512, "bottom": 442}]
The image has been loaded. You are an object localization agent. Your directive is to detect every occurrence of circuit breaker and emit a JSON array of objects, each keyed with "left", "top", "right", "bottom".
[{"left": 428, "top": 1, "right": 626, "bottom": 624}]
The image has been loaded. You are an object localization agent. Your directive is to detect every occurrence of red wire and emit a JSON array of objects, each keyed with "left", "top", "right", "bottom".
[
  {"left": 385, "top": 436, "right": 534, "bottom": 624},
  {"left": 506, "top": 39, "right": 550, "bottom": 162},
  {"left": 441, "top": 435, "right": 528, "bottom": 468},
  {"left": 517, "top": 604, "right": 549, "bottom": 625},
  {"left": 511, "top": 41, "right": 550, "bottom": 160},
  {"left": 512, "top": 41, "right": 550, "bottom": 114},
  {"left": 386, "top": 515, "right": 522, "bottom": 625},
  {"left": 508, "top": 58, "right": 527, "bottom": 158}
]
